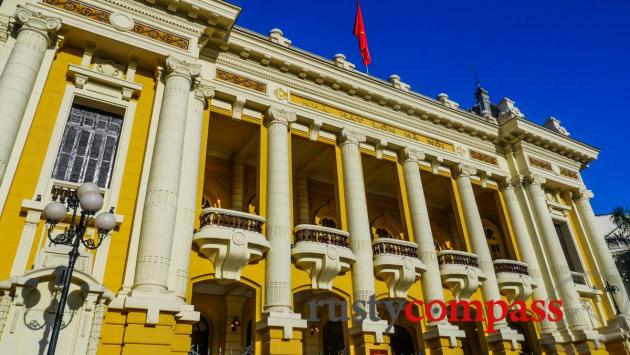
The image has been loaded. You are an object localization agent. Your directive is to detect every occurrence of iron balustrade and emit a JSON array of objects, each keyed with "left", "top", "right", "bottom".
[
  {"left": 294, "top": 225, "right": 350, "bottom": 248},
  {"left": 372, "top": 238, "right": 418, "bottom": 257},
  {"left": 199, "top": 208, "right": 264, "bottom": 233},
  {"left": 493, "top": 259, "right": 529, "bottom": 276},
  {"left": 437, "top": 250, "right": 479, "bottom": 268}
]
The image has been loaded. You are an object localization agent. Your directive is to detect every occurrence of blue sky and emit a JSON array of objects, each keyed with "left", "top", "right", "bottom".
[{"left": 230, "top": 0, "right": 630, "bottom": 214}]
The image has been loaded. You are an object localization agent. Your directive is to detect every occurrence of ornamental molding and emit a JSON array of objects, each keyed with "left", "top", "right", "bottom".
[
  {"left": 165, "top": 56, "right": 201, "bottom": 79},
  {"left": 559, "top": 166, "right": 579, "bottom": 180},
  {"left": 528, "top": 156, "right": 553, "bottom": 172},
  {"left": 469, "top": 149, "right": 498, "bottom": 166},
  {"left": 100, "top": 0, "right": 203, "bottom": 34},
  {"left": 215, "top": 68, "right": 267, "bottom": 93},
  {"left": 400, "top": 147, "right": 426, "bottom": 164},
  {"left": 43, "top": 0, "right": 191, "bottom": 50},
  {"left": 212, "top": 54, "right": 499, "bottom": 154}
]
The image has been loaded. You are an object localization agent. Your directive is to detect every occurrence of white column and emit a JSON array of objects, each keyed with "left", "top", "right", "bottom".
[
  {"left": 263, "top": 107, "right": 296, "bottom": 313},
  {"left": 500, "top": 179, "right": 559, "bottom": 334},
  {"left": 168, "top": 83, "right": 214, "bottom": 300},
  {"left": 339, "top": 129, "right": 376, "bottom": 303},
  {"left": 297, "top": 177, "right": 310, "bottom": 225},
  {"left": 133, "top": 57, "right": 200, "bottom": 293},
  {"left": 230, "top": 161, "right": 244, "bottom": 211},
  {"left": 0, "top": 7, "right": 60, "bottom": 180},
  {"left": 401, "top": 149, "right": 464, "bottom": 342},
  {"left": 574, "top": 189, "right": 630, "bottom": 315},
  {"left": 453, "top": 165, "right": 507, "bottom": 329},
  {"left": 524, "top": 174, "right": 591, "bottom": 331}
]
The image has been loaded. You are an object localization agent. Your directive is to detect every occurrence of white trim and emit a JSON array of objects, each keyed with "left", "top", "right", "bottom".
[
  {"left": 0, "top": 42, "right": 58, "bottom": 218},
  {"left": 121, "top": 70, "right": 165, "bottom": 292}
]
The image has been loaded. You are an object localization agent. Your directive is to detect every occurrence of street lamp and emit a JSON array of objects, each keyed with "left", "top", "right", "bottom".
[
  {"left": 604, "top": 280, "right": 622, "bottom": 315},
  {"left": 42, "top": 182, "right": 116, "bottom": 355}
]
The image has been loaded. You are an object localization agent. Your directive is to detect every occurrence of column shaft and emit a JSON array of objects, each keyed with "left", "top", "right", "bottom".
[
  {"left": 575, "top": 192, "right": 630, "bottom": 314},
  {"left": 454, "top": 165, "right": 506, "bottom": 328},
  {"left": 263, "top": 108, "right": 296, "bottom": 313},
  {"left": 401, "top": 150, "right": 444, "bottom": 306},
  {"left": 0, "top": 8, "right": 60, "bottom": 179},
  {"left": 297, "top": 177, "right": 310, "bottom": 225},
  {"left": 525, "top": 176, "right": 590, "bottom": 330},
  {"left": 231, "top": 162, "right": 244, "bottom": 211},
  {"left": 134, "top": 57, "right": 200, "bottom": 292},
  {"left": 339, "top": 130, "right": 376, "bottom": 303},
  {"left": 501, "top": 181, "right": 558, "bottom": 333},
  {"left": 168, "top": 84, "right": 213, "bottom": 299}
]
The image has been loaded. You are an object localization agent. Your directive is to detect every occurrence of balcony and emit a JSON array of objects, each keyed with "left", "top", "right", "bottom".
[
  {"left": 193, "top": 208, "right": 269, "bottom": 281},
  {"left": 372, "top": 238, "right": 425, "bottom": 299},
  {"left": 291, "top": 224, "right": 355, "bottom": 290},
  {"left": 437, "top": 250, "right": 485, "bottom": 300},
  {"left": 493, "top": 259, "right": 535, "bottom": 303}
]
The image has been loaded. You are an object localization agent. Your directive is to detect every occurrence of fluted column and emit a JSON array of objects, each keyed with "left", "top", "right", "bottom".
[
  {"left": 230, "top": 161, "right": 244, "bottom": 211},
  {"left": 297, "top": 177, "right": 310, "bottom": 225},
  {"left": 400, "top": 149, "right": 445, "bottom": 315},
  {"left": 263, "top": 107, "right": 296, "bottom": 313},
  {"left": 574, "top": 189, "right": 630, "bottom": 315},
  {"left": 133, "top": 57, "right": 200, "bottom": 292},
  {"left": 0, "top": 7, "right": 60, "bottom": 180},
  {"left": 339, "top": 129, "right": 376, "bottom": 303},
  {"left": 168, "top": 83, "right": 214, "bottom": 300},
  {"left": 524, "top": 175, "right": 590, "bottom": 331},
  {"left": 453, "top": 165, "right": 507, "bottom": 329},
  {"left": 500, "top": 179, "right": 559, "bottom": 334}
]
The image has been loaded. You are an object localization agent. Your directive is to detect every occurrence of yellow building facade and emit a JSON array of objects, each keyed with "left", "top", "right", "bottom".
[{"left": 0, "top": 1, "right": 629, "bottom": 354}]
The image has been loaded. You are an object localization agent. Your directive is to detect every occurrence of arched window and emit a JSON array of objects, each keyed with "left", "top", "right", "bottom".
[
  {"left": 322, "top": 321, "right": 345, "bottom": 355},
  {"left": 376, "top": 227, "right": 393, "bottom": 239},
  {"left": 190, "top": 315, "right": 210, "bottom": 355},
  {"left": 320, "top": 217, "right": 337, "bottom": 228}
]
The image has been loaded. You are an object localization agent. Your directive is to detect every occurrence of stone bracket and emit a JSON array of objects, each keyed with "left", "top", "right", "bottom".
[
  {"left": 111, "top": 291, "right": 199, "bottom": 325},
  {"left": 256, "top": 311, "right": 306, "bottom": 339},
  {"left": 349, "top": 319, "right": 392, "bottom": 344},
  {"left": 422, "top": 322, "right": 466, "bottom": 347}
]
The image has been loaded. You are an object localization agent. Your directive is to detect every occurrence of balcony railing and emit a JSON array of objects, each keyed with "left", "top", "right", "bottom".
[
  {"left": 294, "top": 224, "right": 350, "bottom": 248},
  {"left": 571, "top": 271, "right": 587, "bottom": 286},
  {"left": 437, "top": 250, "right": 479, "bottom": 268},
  {"left": 199, "top": 207, "right": 264, "bottom": 233},
  {"left": 51, "top": 183, "right": 78, "bottom": 202},
  {"left": 494, "top": 259, "right": 529, "bottom": 276},
  {"left": 372, "top": 238, "right": 418, "bottom": 258}
]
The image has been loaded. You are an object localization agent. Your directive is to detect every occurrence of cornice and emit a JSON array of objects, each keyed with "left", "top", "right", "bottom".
[
  {"left": 213, "top": 52, "right": 500, "bottom": 155},
  {"left": 102, "top": 0, "right": 204, "bottom": 34}
]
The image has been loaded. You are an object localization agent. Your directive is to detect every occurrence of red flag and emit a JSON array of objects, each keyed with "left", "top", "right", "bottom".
[{"left": 353, "top": 1, "right": 371, "bottom": 66}]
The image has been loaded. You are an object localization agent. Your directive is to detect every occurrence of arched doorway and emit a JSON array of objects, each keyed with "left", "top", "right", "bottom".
[
  {"left": 508, "top": 320, "right": 539, "bottom": 355},
  {"left": 190, "top": 315, "right": 210, "bottom": 355},
  {"left": 389, "top": 324, "right": 415, "bottom": 355},
  {"left": 448, "top": 305, "right": 486, "bottom": 354},
  {"left": 322, "top": 321, "right": 345, "bottom": 355}
]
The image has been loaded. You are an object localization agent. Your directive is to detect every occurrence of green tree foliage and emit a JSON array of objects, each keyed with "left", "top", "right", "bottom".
[{"left": 608, "top": 206, "right": 630, "bottom": 293}]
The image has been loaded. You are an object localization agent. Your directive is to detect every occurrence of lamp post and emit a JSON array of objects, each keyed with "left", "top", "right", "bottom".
[{"left": 42, "top": 182, "right": 116, "bottom": 355}]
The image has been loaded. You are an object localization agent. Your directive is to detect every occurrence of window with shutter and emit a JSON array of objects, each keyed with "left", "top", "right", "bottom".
[{"left": 52, "top": 104, "right": 123, "bottom": 188}]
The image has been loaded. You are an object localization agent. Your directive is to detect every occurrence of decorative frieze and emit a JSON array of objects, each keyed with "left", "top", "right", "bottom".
[
  {"left": 291, "top": 93, "right": 455, "bottom": 152},
  {"left": 469, "top": 149, "right": 498, "bottom": 166},
  {"left": 560, "top": 167, "right": 579, "bottom": 180},
  {"left": 528, "top": 156, "right": 552, "bottom": 171},
  {"left": 215, "top": 69, "right": 267, "bottom": 93},
  {"left": 43, "top": 0, "right": 189, "bottom": 49}
]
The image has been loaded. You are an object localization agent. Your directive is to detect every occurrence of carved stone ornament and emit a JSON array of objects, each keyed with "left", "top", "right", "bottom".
[
  {"left": 16, "top": 7, "right": 62, "bottom": 45},
  {"left": 194, "top": 82, "right": 215, "bottom": 104},
  {"left": 94, "top": 58, "right": 121, "bottom": 77},
  {"left": 109, "top": 12, "right": 134, "bottom": 31},
  {"left": 452, "top": 164, "right": 477, "bottom": 179},
  {"left": 267, "top": 107, "right": 296, "bottom": 126},
  {"left": 165, "top": 56, "right": 201, "bottom": 79},
  {"left": 339, "top": 129, "right": 366, "bottom": 146},
  {"left": 400, "top": 147, "right": 425, "bottom": 164},
  {"left": 523, "top": 174, "right": 546, "bottom": 187}
]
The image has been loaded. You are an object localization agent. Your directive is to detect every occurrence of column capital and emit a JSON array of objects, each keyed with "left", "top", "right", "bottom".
[
  {"left": 573, "top": 188, "right": 594, "bottom": 201},
  {"left": 400, "top": 147, "right": 425, "bottom": 164},
  {"left": 338, "top": 128, "right": 366, "bottom": 146},
  {"left": 451, "top": 163, "right": 476, "bottom": 179},
  {"left": 193, "top": 81, "right": 215, "bottom": 107},
  {"left": 498, "top": 177, "right": 514, "bottom": 191},
  {"left": 15, "top": 6, "right": 62, "bottom": 45},
  {"left": 266, "top": 107, "right": 296, "bottom": 127},
  {"left": 523, "top": 174, "right": 546, "bottom": 188},
  {"left": 165, "top": 56, "right": 201, "bottom": 80}
]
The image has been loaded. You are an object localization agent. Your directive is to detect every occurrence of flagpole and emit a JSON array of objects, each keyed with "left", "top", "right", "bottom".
[{"left": 365, "top": 64, "right": 369, "bottom": 75}]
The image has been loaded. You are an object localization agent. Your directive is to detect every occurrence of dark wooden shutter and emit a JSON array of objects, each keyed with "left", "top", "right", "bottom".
[{"left": 52, "top": 104, "right": 123, "bottom": 188}]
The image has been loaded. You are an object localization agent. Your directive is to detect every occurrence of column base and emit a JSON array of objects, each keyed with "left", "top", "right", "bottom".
[
  {"left": 348, "top": 319, "right": 392, "bottom": 355},
  {"left": 256, "top": 311, "right": 307, "bottom": 355},
  {"left": 539, "top": 331, "right": 569, "bottom": 354},
  {"left": 486, "top": 327, "right": 524, "bottom": 355},
  {"left": 599, "top": 315, "right": 630, "bottom": 354},
  {"left": 422, "top": 322, "right": 465, "bottom": 355}
]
